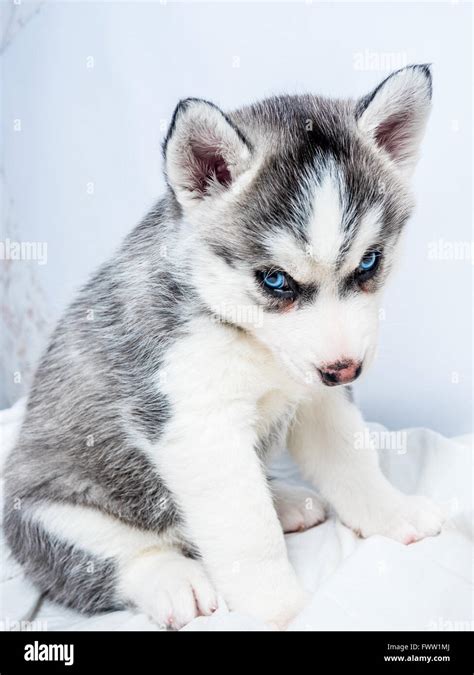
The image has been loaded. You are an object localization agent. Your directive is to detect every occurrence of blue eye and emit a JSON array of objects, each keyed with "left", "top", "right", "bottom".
[
  {"left": 263, "top": 271, "right": 287, "bottom": 289},
  {"left": 359, "top": 251, "right": 377, "bottom": 271},
  {"left": 258, "top": 269, "right": 297, "bottom": 300}
]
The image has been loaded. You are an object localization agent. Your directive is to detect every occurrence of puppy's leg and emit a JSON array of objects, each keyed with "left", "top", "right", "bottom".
[
  {"left": 152, "top": 333, "right": 307, "bottom": 628},
  {"left": 154, "top": 411, "right": 306, "bottom": 627},
  {"left": 288, "top": 389, "right": 444, "bottom": 544},
  {"left": 5, "top": 501, "right": 217, "bottom": 629},
  {"left": 271, "top": 480, "right": 326, "bottom": 533}
]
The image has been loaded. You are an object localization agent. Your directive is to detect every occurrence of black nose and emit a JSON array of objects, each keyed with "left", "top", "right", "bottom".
[{"left": 317, "top": 360, "right": 362, "bottom": 386}]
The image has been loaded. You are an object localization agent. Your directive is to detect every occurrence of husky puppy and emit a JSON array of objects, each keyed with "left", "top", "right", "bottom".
[{"left": 4, "top": 65, "right": 443, "bottom": 629}]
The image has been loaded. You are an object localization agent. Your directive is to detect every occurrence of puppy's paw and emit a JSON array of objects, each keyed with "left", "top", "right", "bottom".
[
  {"left": 351, "top": 494, "right": 444, "bottom": 545},
  {"left": 237, "top": 580, "right": 308, "bottom": 630},
  {"left": 272, "top": 480, "right": 326, "bottom": 533},
  {"left": 264, "top": 588, "right": 309, "bottom": 630},
  {"left": 119, "top": 549, "right": 218, "bottom": 629},
  {"left": 223, "top": 561, "right": 308, "bottom": 629}
]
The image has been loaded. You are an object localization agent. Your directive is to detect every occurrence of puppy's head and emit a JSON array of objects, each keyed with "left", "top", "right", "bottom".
[{"left": 163, "top": 65, "right": 432, "bottom": 388}]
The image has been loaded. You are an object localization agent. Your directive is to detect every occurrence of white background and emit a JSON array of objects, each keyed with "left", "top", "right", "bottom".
[{"left": 1, "top": 0, "right": 472, "bottom": 435}]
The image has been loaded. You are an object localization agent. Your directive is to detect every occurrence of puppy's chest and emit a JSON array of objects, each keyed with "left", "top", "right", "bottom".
[{"left": 255, "top": 389, "right": 298, "bottom": 462}]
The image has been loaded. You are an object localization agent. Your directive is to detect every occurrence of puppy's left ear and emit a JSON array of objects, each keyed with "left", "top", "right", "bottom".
[
  {"left": 163, "top": 98, "right": 252, "bottom": 210},
  {"left": 356, "top": 64, "right": 432, "bottom": 177}
]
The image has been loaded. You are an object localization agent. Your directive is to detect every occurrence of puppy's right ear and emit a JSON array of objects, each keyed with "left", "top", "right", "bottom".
[{"left": 163, "top": 98, "right": 252, "bottom": 210}]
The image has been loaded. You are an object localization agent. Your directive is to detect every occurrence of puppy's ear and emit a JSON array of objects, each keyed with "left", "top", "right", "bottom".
[
  {"left": 163, "top": 98, "right": 252, "bottom": 209},
  {"left": 356, "top": 64, "right": 432, "bottom": 177}
]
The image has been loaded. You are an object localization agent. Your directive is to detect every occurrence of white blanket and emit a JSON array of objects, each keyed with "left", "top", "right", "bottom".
[{"left": 1, "top": 398, "right": 472, "bottom": 632}]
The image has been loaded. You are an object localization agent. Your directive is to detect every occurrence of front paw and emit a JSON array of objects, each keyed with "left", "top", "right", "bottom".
[
  {"left": 348, "top": 494, "right": 444, "bottom": 545},
  {"left": 226, "top": 565, "right": 308, "bottom": 629},
  {"left": 243, "top": 583, "right": 309, "bottom": 630}
]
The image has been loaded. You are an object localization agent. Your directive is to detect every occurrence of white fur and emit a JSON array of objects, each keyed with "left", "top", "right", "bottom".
[
  {"left": 309, "top": 169, "right": 344, "bottom": 265},
  {"left": 288, "top": 387, "right": 444, "bottom": 543},
  {"left": 264, "top": 230, "right": 319, "bottom": 284},
  {"left": 119, "top": 549, "right": 217, "bottom": 629},
  {"left": 252, "top": 285, "right": 379, "bottom": 384},
  {"left": 340, "top": 205, "right": 384, "bottom": 275},
  {"left": 32, "top": 502, "right": 163, "bottom": 563},
  {"left": 135, "top": 312, "right": 443, "bottom": 626}
]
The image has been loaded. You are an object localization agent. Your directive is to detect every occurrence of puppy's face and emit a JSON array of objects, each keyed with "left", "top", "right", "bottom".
[{"left": 164, "top": 66, "right": 432, "bottom": 388}]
